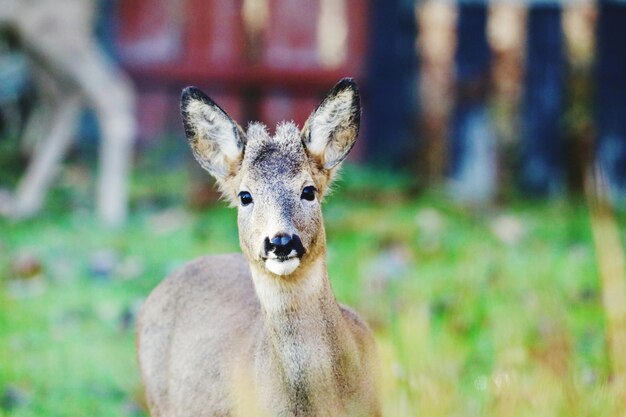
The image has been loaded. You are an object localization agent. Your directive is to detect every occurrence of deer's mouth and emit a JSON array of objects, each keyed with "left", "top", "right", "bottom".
[
  {"left": 260, "top": 234, "right": 306, "bottom": 276},
  {"left": 262, "top": 248, "right": 303, "bottom": 276},
  {"left": 264, "top": 256, "right": 301, "bottom": 276}
]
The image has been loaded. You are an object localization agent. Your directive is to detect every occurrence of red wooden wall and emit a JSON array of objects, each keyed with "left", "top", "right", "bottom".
[{"left": 115, "top": 0, "right": 368, "bottom": 141}]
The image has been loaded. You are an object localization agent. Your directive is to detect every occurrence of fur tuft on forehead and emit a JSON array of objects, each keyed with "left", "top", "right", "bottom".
[
  {"left": 246, "top": 122, "right": 269, "bottom": 141},
  {"left": 274, "top": 121, "right": 301, "bottom": 144},
  {"left": 244, "top": 121, "right": 306, "bottom": 166},
  {"left": 241, "top": 120, "right": 334, "bottom": 197}
]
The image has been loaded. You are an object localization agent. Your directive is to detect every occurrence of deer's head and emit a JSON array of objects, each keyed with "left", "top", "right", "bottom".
[{"left": 181, "top": 79, "right": 360, "bottom": 277}]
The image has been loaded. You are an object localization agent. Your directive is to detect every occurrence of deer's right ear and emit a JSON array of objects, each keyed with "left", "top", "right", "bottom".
[
  {"left": 301, "top": 78, "right": 360, "bottom": 171},
  {"left": 181, "top": 87, "right": 246, "bottom": 184}
]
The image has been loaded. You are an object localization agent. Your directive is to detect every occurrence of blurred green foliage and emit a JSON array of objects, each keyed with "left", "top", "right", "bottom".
[{"left": 0, "top": 162, "right": 624, "bottom": 416}]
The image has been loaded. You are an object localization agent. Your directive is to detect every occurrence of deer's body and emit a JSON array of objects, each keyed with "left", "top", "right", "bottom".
[
  {"left": 139, "top": 254, "right": 378, "bottom": 417},
  {"left": 138, "top": 79, "right": 380, "bottom": 417},
  {"left": 0, "top": 0, "right": 135, "bottom": 225}
]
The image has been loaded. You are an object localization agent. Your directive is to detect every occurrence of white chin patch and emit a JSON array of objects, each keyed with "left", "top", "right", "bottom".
[{"left": 265, "top": 258, "right": 300, "bottom": 276}]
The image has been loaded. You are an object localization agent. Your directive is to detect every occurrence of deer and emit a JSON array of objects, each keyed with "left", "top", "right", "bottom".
[
  {"left": 0, "top": 0, "right": 135, "bottom": 226},
  {"left": 137, "top": 78, "right": 381, "bottom": 417}
]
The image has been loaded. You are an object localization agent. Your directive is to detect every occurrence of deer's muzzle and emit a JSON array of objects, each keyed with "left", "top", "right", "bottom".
[{"left": 262, "top": 234, "right": 306, "bottom": 276}]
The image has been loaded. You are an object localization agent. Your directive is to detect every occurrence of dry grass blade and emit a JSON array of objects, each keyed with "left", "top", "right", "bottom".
[{"left": 586, "top": 165, "right": 626, "bottom": 382}]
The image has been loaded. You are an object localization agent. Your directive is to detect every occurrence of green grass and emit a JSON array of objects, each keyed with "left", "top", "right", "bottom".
[{"left": 0, "top": 164, "right": 624, "bottom": 416}]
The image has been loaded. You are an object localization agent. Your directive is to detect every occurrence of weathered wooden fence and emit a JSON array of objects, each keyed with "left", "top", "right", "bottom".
[
  {"left": 3, "top": 1, "right": 625, "bottom": 205},
  {"left": 110, "top": 0, "right": 626, "bottom": 204}
]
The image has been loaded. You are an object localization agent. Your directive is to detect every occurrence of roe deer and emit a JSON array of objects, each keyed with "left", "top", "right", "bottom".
[
  {"left": 0, "top": 0, "right": 135, "bottom": 225},
  {"left": 137, "top": 78, "right": 380, "bottom": 417}
]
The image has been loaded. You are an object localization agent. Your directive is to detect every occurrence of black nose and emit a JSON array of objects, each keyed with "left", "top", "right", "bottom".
[
  {"left": 264, "top": 234, "right": 305, "bottom": 259},
  {"left": 271, "top": 234, "right": 292, "bottom": 248}
]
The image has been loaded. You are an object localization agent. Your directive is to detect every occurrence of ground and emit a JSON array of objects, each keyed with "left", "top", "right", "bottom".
[{"left": 0, "top": 163, "right": 624, "bottom": 417}]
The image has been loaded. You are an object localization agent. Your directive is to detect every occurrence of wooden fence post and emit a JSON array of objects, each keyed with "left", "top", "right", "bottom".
[
  {"left": 596, "top": 0, "right": 626, "bottom": 207},
  {"left": 364, "top": 0, "right": 419, "bottom": 169},
  {"left": 520, "top": 4, "right": 564, "bottom": 196},
  {"left": 449, "top": 2, "right": 496, "bottom": 203}
]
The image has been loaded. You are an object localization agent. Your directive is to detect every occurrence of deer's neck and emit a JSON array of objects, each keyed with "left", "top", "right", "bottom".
[{"left": 250, "top": 257, "right": 351, "bottom": 414}]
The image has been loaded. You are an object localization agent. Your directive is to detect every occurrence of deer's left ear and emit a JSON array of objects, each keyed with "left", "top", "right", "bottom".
[{"left": 302, "top": 78, "right": 360, "bottom": 170}]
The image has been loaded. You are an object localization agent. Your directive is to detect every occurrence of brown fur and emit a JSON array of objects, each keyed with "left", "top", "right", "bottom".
[
  {"left": 137, "top": 79, "right": 380, "bottom": 417},
  {"left": 0, "top": 0, "right": 135, "bottom": 225}
]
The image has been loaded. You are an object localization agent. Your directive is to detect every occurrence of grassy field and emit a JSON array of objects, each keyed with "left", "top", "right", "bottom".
[{"left": 0, "top": 164, "right": 625, "bottom": 416}]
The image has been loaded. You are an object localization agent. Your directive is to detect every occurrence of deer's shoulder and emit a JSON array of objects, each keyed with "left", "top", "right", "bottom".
[
  {"left": 177, "top": 253, "right": 250, "bottom": 281},
  {"left": 140, "top": 253, "right": 256, "bottom": 322},
  {"left": 338, "top": 304, "right": 376, "bottom": 349},
  {"left": 167, "top": 252, "right": 250, "bottom": 286}
]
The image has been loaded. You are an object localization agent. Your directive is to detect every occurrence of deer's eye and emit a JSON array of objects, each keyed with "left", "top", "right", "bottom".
[
  {"left": 301, "top": 186, "right": 316, "bottom": 201},
  {"left": 238, "top": 191, "right": 253, "bottom": 206}
]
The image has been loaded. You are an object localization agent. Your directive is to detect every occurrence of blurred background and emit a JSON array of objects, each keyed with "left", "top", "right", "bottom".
[{"left": 1, "top": 0, "right": 626, "bottom": 416}]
